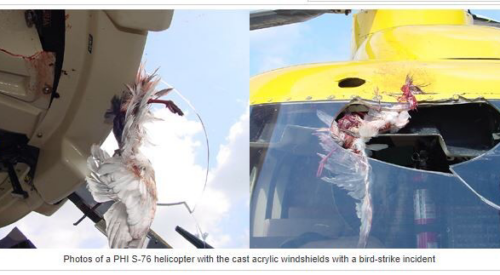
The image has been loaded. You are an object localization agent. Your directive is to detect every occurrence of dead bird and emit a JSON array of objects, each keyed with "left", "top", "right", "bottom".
[
  {"left": 316, "top": 75, "right": 421, "bottom": 248},
  {"left": 86, "top": 66, "right": 183, "bottom": 248}
]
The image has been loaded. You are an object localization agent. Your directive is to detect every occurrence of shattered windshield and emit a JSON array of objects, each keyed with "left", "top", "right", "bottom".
[{"left": 250, "top": 101, "right": 500, "bottom": 248}]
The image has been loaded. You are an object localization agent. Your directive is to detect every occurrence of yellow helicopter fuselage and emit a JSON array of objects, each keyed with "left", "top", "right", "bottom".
[{"left": 250, "top": 10, "right": 500, "bottom": 105}]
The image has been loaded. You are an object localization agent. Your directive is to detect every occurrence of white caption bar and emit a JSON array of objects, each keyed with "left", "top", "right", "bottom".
[{"left": 0, "top": 249, "right": 498, "bottom": 271}]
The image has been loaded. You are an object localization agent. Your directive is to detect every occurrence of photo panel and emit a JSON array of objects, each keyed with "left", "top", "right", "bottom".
[
  {"left": 250, "top": 9, "right": 500, "bottom": 249},
  {"left": 0, "top": 9, "right": 249, "bottom": 249}
]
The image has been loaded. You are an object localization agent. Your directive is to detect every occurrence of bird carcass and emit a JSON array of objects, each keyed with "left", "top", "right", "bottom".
[
  {"left": 315, "top": 76, "right": 421, "bottom": 248},
  {"left": 86, "top": 67, "right": 183, "bottom": 248}
]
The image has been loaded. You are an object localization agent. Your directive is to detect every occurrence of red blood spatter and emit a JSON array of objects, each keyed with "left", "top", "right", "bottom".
[
  {"left": 378, "top": 122, "right": 392, "bottom": 133},
  {"left": 1, "top": 49, "right": 55, "bottom": 97},
  {"left": 0, "top": 48, "right": 42, "bottom": 61},
  {"left": 343, "top": 134, "right": 356, "bottom": 150},
  {"left": 399, "top": 77, "right": 419, "bottom": 110},
  {"left": 338, "top": 113, "right": 362, "bottom": 131},
  {"left": 24, "top": 51, "right": 56, "bottom": 97},
  {"left": 132, "top": 165, "right": 142, "bottom": 178}
]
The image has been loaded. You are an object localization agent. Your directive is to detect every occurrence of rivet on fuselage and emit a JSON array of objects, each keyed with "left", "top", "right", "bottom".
[{"left": 42, "top": 85, "right": 52, "bottom": 95}]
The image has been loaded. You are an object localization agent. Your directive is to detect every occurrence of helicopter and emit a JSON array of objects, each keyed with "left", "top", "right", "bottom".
[
  {"left": 0, "top": 10, "right": 213, "bottom": 249},
  {"left": 250, "top": 10, "right": 500, "bottom": 248}
]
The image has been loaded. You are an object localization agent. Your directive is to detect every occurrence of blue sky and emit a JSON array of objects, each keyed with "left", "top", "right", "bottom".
[
  {"left": 144, "top": 10, "right": 249, "bottom": 157},
  {"left": 251, "top": 9, "right": 500, "bottom": 76},
  {"left": 142, "top": 10, "right": 249, "bottom": 249}
]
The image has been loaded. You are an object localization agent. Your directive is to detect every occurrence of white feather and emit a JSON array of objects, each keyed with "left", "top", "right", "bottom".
[
  {"left": 86, "top": 145, "right": 156, "bottom": 248},
  {"left": 85, "top": 68, "right": 171, "bottom": 248}
]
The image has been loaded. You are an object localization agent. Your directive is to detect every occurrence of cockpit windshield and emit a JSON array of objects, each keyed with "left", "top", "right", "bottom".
[{"left": 250, "top": 101, "right": 500, "bottom": 248}]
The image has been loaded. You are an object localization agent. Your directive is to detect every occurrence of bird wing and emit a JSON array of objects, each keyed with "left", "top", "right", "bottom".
[
  {"left": 86, "top": 145, "right": 157, "bottom": 248},
  {"left": 316, "top": 111, "right": 374, "bottom": 248}
]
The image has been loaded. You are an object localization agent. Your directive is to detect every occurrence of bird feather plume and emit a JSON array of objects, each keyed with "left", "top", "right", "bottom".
[{"left": 86, "top": 66, "right": 183, "bottom": 248}]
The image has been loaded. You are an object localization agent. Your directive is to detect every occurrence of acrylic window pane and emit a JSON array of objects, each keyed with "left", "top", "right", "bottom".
[{"left": 250, "top": 102, "right": 500, "bottom": 248}]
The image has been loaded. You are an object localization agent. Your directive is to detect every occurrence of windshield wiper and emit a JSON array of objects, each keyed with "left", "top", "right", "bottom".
[{"left": 175, "top": 226, "right": 214, "bottom": 249}]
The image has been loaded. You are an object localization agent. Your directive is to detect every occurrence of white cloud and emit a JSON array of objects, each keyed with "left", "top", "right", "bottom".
[
  {"left": 199, "top": 107, "right": 249, "bottom": 248},
  {"left": 210, "top": 107, "right": 249, "bottom": 201},
  {"left": 102, "top": 109, "right": 207, "bottom": 207},
  {"left": 0, "top": 202, "right": 107, "bottom": 249},
  {"left": 102, "top": 106, "right": 249, "bottom": 249},
  {"left": 147, "top": 107, "right": 250, "bottom": 248},
  {"left": 0, "top": 106, "right": 249, "bottom": 249}
]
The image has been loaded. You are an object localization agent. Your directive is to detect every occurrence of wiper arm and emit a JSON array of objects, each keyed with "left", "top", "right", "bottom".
[{"left": 175, "top": 226, "right": 214, "bottom": 249}]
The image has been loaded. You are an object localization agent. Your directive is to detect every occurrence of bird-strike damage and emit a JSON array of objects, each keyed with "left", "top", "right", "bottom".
[
  {"left": 316, "top": 76, "right": 419, "bottom": 248},
  {"left": 0, "top": 49, "right": 56, "bottom": 103},
  {"left": 86, "top": 67, "right": 183, "bottom": 249},
  {"left": 316, "top": 76, "right": 500, "bottom": 248},
  {"left": 250, "top": 9, "right": 500, "bottom": 249}
]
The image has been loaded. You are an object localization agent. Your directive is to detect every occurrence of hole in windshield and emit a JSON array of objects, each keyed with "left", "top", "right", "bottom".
[
  {"left": 334, "top": 103, "right": 500, "bottom": 173},
  {"left": 250, "top": 102, "right": 500, "bottom": 248}
]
